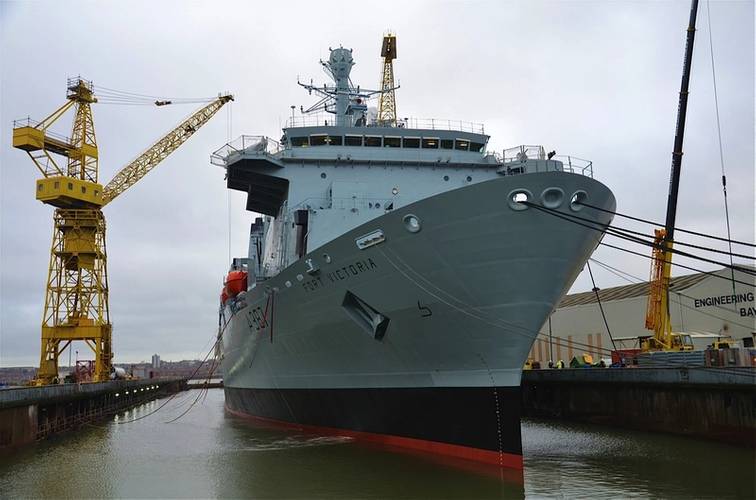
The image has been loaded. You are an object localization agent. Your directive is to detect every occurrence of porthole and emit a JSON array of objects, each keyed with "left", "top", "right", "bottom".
[
  {"left": 466, "top": 176, "right": 472, "bottom": 182},
  {"left": 443, "top": 175, "right": 449, "bottom": 181},
  {"left": 296, "top": 274, "right": 304, "bottom": 282},
  {"left": 570, "top": 190, "right": 588, "bottom": 211},
  {"left": 508, "top": 189, "right": 532, "bottom": 211},
  {"left": 403, "top": 214, "right": 422, "bottom": 233},
  {"left": 541, "top": 187, "right": 565, "bottom": 209},
  {"left": 285, "top": 281, "right": 292, "bottom": 288},
  {"left": 323, "top": 253, "right": 332, "bottom": 264},
  {"left": 320, "top": 172, "right": 327, "bottom": 179},
  {"left": 392, "top": 187, "right": 399, "bottom": 195}
]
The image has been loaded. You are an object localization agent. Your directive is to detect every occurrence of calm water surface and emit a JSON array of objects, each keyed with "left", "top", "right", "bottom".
[{"left": 0, "top": 389, "right": 753, "bottom": 498}]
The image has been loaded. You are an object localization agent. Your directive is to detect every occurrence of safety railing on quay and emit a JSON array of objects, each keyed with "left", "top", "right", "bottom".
[{"left": 210, "top": 135, "right": 283, "bottom": 166}]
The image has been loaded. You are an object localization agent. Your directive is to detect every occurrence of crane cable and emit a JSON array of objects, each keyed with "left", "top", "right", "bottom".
[
  {"left": 706, "top": 0, "right": 739, "bottom": 305},
  {"left": 92, "top": 84, "right": 217, "bottom": 106}
]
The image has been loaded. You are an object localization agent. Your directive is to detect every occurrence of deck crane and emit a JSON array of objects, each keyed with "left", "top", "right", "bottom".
[
  {"left": 12, "top": 78, "right": 233, "bottom": 384},
  {"left": 377, "top": 32, "right": 398, "bottom": 127},
  {"left": 643, "top": 0, "right": 699, "bottom": 352}
]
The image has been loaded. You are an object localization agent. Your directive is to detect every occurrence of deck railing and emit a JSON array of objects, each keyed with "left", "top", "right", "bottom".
[
  {"left": 210, "top": 135, "right": 282, "bottom": 166},
  {"left": 499, "top": 145, "right": 593, "bottom": 178},
  {"left": 285, "top": 114, "right": 485, "bottom": 134}
]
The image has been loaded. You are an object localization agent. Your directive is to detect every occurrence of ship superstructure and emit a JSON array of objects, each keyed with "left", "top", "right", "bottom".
[{"left": 212, "top": 44, "right": 615, "bottom": 469}]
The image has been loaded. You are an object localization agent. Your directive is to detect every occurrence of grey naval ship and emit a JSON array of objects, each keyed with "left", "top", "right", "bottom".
[{"left": 212, "top": 43, "right": 615, "bottom": 469}]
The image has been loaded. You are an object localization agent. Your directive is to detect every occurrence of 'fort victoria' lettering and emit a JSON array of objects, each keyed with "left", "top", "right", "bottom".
[{"left": 301, "top": 258, "right": 378, "bottom": 292}]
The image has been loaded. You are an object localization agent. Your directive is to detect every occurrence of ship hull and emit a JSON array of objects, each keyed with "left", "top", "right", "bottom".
[
  {"left": 221, "top": 171, "right": 615, "bottom": 469},
  {"left": 225, "top": 386, "right": 522, "bottom": 467}
]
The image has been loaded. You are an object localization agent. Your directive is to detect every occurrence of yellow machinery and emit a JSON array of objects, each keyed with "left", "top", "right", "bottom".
[
  {"left": 643, "top": 0, "right": 699, "bottom": 352},
  {"left": 377, "top": 32, "right": 398, "bottom": 127},
  {"left": 13, "top": 78, "right": 233, "bottom": 384}
]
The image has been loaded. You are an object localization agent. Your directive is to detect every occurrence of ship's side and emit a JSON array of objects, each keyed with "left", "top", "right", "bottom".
[
  {"left": 220, "top": 168, "right": 614, "bottom": 468},
  {"left": 215, "top": 46, "right": 616, "bottom": 469}
]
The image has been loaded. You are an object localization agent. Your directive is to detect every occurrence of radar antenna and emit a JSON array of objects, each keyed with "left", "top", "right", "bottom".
[{"left": 296, "top": 42, "right": 399, "bottom": 127}]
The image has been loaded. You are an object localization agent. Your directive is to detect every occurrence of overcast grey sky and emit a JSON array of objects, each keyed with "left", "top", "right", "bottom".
[{"left": 1, "top": 0, "right": 753, "bottom": 366}]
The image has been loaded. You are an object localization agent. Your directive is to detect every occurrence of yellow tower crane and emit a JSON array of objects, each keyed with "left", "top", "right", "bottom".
[
  {"left": 377, "top": 32, "right": 398, "bottom": 127},
  {"left": 12, "top": 78, "right": 233, "bottom": 384}
]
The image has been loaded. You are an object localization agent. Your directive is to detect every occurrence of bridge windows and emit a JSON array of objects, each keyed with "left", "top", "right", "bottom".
[
  {"left": 402, "top": 137, "right": 420, "bottom": 148},
  {"left": 345, "top": 135, "right": 363, "bottom": 146},
  {"left": 289, "top": 133, "right": 484, "bottom": 152},
  {"left": 384, "top": 136, "right": 401, "bottom": 148},
  {"left": 309, "top": 135, "right": 329, "bottom": 146}
]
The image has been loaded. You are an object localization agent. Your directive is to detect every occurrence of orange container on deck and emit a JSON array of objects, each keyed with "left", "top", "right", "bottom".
[
  {"left": 220, "top": 288, "right": 229, "bottom": 304},
  {"left": 225, "top": 271, "right": 248, "bottom": 297}
]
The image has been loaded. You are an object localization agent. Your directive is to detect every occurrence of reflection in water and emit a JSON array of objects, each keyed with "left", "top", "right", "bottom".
[{"left": 0, "top": 389, "right": 752, "bottom": 499}]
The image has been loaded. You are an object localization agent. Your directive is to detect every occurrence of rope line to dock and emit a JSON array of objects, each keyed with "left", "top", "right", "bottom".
[{"left": 377, "top": 247, "right": 755, "bottom": 378}]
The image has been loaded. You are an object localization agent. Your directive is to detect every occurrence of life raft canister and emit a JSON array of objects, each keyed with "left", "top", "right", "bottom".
[
  {"left": 220, "top": 287, "right": 229, "bottom": 305},
  {"left": 225, "top": 270, "right": 248, "bottom": 297}
]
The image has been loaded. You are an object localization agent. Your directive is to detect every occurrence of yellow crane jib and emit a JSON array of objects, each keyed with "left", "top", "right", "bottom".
[
  {"left": 102, "top": 94, "right": 233, "bottom": 206},
  {"left": 12, "top": 78, "right": 233, "bottom": 385}
]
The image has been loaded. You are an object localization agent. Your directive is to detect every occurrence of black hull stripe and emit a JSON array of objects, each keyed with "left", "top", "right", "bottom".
[{"left": 224, "top": 386, "right": 523, "bottom": 467}]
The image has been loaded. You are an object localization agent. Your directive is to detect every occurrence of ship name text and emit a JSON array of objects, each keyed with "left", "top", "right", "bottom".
[{"left": 301, "top": 258, "right": 378, "bottom": 293}]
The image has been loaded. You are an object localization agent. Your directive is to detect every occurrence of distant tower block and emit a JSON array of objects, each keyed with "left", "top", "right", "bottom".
[{"left": 377, "top": 32, "right": 397, "bottom": 127}]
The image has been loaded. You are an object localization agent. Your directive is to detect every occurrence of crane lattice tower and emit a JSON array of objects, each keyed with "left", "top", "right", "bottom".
[
  {"left": 13, "top": 78, "right": 232, "bottom": 384},
  {"left": 377, "top": 33, "right": 397, "bottom": 127}
]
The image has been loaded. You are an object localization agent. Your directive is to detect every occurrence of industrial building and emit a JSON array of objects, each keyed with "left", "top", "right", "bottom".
[{"left": 532, "top": 266, "right": 756, "bottom": 364}]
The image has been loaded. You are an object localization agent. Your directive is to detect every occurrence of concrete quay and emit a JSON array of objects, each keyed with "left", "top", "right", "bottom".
[
  {"left": 0, "top": 377, "right": 187, "bottom": 450},
  {"left": 521, "top": 367, "right": 755, "bottom": 446}
]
